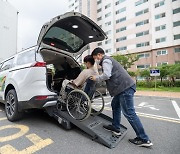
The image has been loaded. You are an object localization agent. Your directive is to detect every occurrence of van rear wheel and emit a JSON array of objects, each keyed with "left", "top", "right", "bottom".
[{"left": 5, "top": 89, "right": 23, "bottom": 121}]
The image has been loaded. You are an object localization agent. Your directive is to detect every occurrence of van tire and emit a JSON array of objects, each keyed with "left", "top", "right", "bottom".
[{"left": 5, "top": 89, "right": 23, "bottom": 121}]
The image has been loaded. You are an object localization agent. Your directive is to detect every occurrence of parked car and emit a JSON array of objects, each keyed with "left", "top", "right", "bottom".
[{"left": 0, "top": 12, "right": 107, "bottom": 121}]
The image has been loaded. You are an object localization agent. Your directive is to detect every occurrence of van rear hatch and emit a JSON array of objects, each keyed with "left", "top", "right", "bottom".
[{"left": 37, "top": 12, "right": 107, "bottom": 57}]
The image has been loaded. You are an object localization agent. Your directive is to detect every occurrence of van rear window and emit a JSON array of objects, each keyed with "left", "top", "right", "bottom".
[
  {"left": 43, "top": 27, "right": 84, "bottom": 53},
  {"left": 16, "top": 50, "right": 35, "bottom": 65}
]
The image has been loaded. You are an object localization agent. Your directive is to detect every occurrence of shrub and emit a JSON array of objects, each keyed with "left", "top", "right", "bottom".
[{"left": 136, "top": 80, "right": 180, "bottom": 88}]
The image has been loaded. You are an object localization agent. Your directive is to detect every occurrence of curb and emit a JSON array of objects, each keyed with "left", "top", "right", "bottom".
[{"left": 135, "top": 95, "right": 180, "bottom": 99}]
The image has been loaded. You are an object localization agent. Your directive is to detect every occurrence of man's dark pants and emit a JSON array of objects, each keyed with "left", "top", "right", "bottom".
[{"left": 111, "top": 84, "right": 149, "bottom": 141}]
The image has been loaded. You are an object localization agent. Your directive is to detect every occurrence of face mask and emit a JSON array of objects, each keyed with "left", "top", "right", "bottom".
[{"left": 95, "top": 59, "right": 100, "bottom": 64}]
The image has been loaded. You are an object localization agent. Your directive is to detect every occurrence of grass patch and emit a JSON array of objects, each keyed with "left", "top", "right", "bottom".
[{"left": 137, "top": 87, "right": 180, "bottom": 92}]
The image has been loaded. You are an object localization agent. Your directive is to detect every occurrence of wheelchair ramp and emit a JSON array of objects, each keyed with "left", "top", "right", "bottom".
[{"left": 53, "top": 110, "right": 127, "bottom": 149}]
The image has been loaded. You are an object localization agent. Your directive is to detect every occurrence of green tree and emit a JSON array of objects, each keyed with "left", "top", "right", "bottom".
[
  {"left": 139, "top": 69, "right": 150, "bottom": 81},
  {"left": 157, "top": 64, "right": 170, "bottom": 85},
  {"left": 168, "top": 64, "right": 180, "bottom": 86},
  {"left": 139, "top": 69, "right": 151, "bottom": 87},
  {"left": 80, "top": 64, "right": 85, "bottom": 70},
  {"left": 157, "top": 64, "right": 180, "bottom": 87},
  {"left": 170, "top": 64, "right": 180, "bottom": 78},
  {"left": 112, "top": 53, "right": 139, "bottom": 70},
  {"left": 128, "top": 71, "right": 136, "bottom": 77}
]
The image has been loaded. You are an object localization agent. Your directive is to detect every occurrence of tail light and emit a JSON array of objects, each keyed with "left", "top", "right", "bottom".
[
  {"left": 32, "top": 62, "right": 46, "bottom": 67},
  {"left": 35, "top": 96, "right": 48, "bottom": 100}
]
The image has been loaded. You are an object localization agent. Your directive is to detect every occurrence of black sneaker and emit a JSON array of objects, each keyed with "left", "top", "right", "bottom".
[
  {"left": 103, "top": 125, "right": 121, "bottom": 136},
  {"left": 129, "top": 137, "right": 153, "bottom": 147}
]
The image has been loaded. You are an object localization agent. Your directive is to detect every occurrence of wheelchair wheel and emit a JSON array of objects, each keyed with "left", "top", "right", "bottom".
[
  {"left": 91, "top": 90, "right": 105, "bottom": 116},
  {"left": 66, "top": 89, "right": 91, "bottom": 121}
]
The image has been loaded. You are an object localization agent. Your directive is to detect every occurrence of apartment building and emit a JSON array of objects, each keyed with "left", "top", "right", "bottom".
[
  {"left": 0, "top": 0, "right": 18, "bottom": 62},
  {"left": 68, "top": 0, "right": 180, "bottom": 71}
]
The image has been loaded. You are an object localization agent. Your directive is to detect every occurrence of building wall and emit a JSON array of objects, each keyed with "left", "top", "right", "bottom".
[
  {"left": 0, "top": 0, "right": 18, "bottom": 62},
  {"left": 67, "top": 0, "right": 180, "bottom": 69}
]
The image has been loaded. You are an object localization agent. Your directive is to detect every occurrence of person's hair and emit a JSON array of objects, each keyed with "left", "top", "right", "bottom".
[
  {"left": 83, "top": 55, "right": 95, "bottom": 65},
  {"left": 91, "top": 47, "right": 105, "bottom": 56}
]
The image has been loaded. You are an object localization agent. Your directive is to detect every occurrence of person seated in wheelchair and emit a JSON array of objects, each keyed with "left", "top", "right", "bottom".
[{"left": 60, "top": 55, "right": 98, "bottom": 99}]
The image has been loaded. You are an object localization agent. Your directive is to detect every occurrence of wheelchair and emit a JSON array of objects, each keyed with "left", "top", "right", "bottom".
[{"left": 58, "top": 79, "right": 105, "bottom": 121}]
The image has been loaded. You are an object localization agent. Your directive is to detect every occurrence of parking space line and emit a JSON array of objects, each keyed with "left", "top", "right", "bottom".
[
  {"left": 0, "top": 125, "right": 29, "bottom": 142},
  {"left": 172, "top": 100, "right": 180, "bottom": 119},
  {"left": 0, "top": 134, "right": 53, "bottom": 154},
  {"left": 102, "top": 106, "right": 180, "bottom": 124},
  {"left": 0, "top": 117, "right": 7, "bottom": 121},
  {"left": 26, "top": 133, "right": 46, "bottom": 144},
  {"left": 136, "top": 112, "right": 180, "bottom": 124}
]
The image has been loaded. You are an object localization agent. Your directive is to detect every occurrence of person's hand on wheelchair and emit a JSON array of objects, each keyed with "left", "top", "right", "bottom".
[{"left": 69, "top": 80, "right": 79, "bottom": 89}]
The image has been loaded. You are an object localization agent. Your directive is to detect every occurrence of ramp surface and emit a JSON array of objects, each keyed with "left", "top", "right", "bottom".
[{"left": 53, "top": 110, "right": 127, "bottom": 148}]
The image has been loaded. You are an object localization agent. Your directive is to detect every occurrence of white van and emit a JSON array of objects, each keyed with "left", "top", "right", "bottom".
[{"left": 0, "top": 12, "right": 107, "bottom": 121}]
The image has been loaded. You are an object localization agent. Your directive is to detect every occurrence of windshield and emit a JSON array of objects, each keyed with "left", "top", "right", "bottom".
[{"left": 43, "top": 26, "right": 84, "bottom": 53}]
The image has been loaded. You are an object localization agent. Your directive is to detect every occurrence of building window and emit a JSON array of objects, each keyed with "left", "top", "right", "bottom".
[
  {"left": 97, "top": 8, "right": 102, "bottom": 13},
  {"left": 172, "top": 0, "right": 177, "bottom": 2},
  {"left": 136, "top": 19, "right": 149, "bottom": 27},
  {"left": 138, "top": 53, "right": 150, "bottom": 59},
  {"left": 97, "top": 17, "right": 102, "bottom": 21},
  {"left": 116, "top": 27, "right": 126, "bottom": 33},
  {"left": 156, "top": 37, "right": 166, "bottom": 43},
  {"left": 157, "top": 62, "right": 168, "bottom": 66},
  {"left": 135, "top": 8, "right": 149, "bottom": 16},
  {"left": 69, "top": 3, "right": 74, "bottom": 8},
  {"left": 105, "top": 39, "right": 111, "bottom": 44},
  {"left": 105, "top": 49, "right": 111, "bottom": 53},
  {"left": 155, "top": 1, "right": 164, "bottom": 8},
  {"left": 155, "top": 24, "right": 166, "bottom": 31},
  {"left": 116, "top": 17, "right": 126, "bottom": 23},
  {"left": 136, "top": 30, "right": 149, "bottom": 37},
  {"left": 105, "top": 3, "right": 111, "bottom": 9},
  {"left": 137, "top": 64, "right": 150, "bottom": 69},
  {"left": 97, "top": 0, "right": 101, "bottom": 5},
  {"left": 97, "top": 42, "right": 102, "bottom": 46},
  {"left": 105, "top": 12, "right": 111, "bottom": 18},
  {"left": 105, "top": 21, "right": 111, "bottom": 26},
  {"left": 173, "top": 7, "right": 180, "bottom": 14},
  {"left": 79, "top": 0, "right": 82, "bottom": 13},
  {"left": 155, "top": 12, "right": 166, "bottom": 19},
  {"left": 173, "top": 21, "right": 180, "bottom": 27},
  {"left": 116, "top": 7, "right": 126, "bottom": 14},
  {"left": 117, "top": 46, "right": 127, "bottom": 51},
  {"left": 87, "top": 0, "right": 90, "bottom": 17},
  {"left": 174, "top": 34, "right": 180, "bottom": 40},
  {"left": 174, "top": 48, "right": 180, "bottom": 53},
  {"left": 105, "top": 30, "right": 111, "bottom": 35},
  {"left": 157, "top": 50, "right": 167, "bottom": 55},
  {"left": 116, "top": 36, "right": 127, "bottom": 42},
  {"left": 116, "top": 0, "right": 126, "bottom": 5},
  {"left": 136, "top": 42, "right": 149, "bottom": 47},
  {"left": 135, "top": 0, "right": 148, "bottom": 6}
]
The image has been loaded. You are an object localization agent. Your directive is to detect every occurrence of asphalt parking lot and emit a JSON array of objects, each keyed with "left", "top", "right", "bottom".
[{"left": 0, "top": 95, "right": 180, "bottom": 154}]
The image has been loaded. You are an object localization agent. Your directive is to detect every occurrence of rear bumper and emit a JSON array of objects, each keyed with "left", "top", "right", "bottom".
[{"left": 18, "top": 95, "right": 58, "bottom": 111}]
